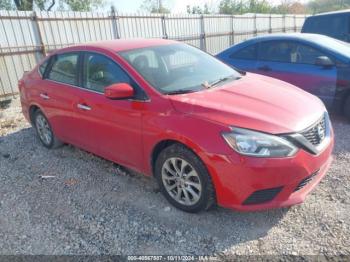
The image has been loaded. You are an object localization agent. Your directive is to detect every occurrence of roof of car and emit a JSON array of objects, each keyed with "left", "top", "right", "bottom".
[
  {"left": 219, "top": 33, "right": 350, "bottom": 61},
  {"left": 249, "top": 33, "right": 332, "bottom": 42},
  {"left": 73, "top": 38, "right": 178, "bottom": 52},
  {"left": 312, "top": 9, "right": 350, "bottom": 16}
]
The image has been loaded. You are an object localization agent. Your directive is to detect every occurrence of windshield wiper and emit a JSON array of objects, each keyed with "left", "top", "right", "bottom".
[
  {"left": 165, "top": 89, "right": 199, "bottom": 95},
  {"left": 211, "top": 75, "right": 241, "bottom": 87}
]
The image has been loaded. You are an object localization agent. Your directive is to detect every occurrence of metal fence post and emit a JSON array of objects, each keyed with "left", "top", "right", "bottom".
[
  {"left": 269, "top": 14, "right": 272, "bottom": 33},
  {"left": 283, "top": 14, "right": 286, "bottom": 33},
  {"left": 254, "top": 14, "right": 257, "bottom": 36},
  {"left": 31, "top": 11, "right": 46, "bottom": 59},
  {"left": 161, "top": 15, "right": 168, "bottom": 39},
  {"left": 230, "top": 15, "right": 235, "bottom": 45},
  {"left": 294, "top": 15, "right": 297, "bottom": 32},
  {"left": 200, "top": 15, "right": 206, "bottom": 51},
  {"left": 111, "top": 6, "right": 120, "bottom": 39}
]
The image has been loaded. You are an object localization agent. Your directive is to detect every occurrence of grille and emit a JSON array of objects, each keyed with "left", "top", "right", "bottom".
[
  {"left": 243, "top": 186, "right": 283, "bottom": 205},
  {"left": 294, "top": 170, "right": 319, "bottom": 192},
  {"left": 301, "top": 116, "right": 326, "bottom": 146}
]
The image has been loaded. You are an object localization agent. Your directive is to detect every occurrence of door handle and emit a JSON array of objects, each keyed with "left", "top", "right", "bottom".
[
  {"left": 258, "top": 65, "right": 272, "bottom": 71},
  {"left": 77, "top": 103, "right": 92, "bottom": 111},
  {"left": 40, "top": 93, "right": 50, "bottom": 100}
]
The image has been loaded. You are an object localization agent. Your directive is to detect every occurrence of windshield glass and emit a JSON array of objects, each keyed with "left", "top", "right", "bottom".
[
  {"left": 317, "top": 36, "right": 350, "bottom": 59},
  {"left": 119, "top": 44, "right": 241, "bottom": 94}
]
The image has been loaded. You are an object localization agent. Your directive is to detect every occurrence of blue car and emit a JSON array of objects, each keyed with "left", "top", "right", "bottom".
[
  {"left": 302, "top": 10, "right": 350, "bottom": 43},
  {"left": 216, "top": 33, "right": 350, "bottom": 119}
]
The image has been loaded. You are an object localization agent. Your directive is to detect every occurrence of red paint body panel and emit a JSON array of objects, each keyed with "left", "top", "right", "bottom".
[{"left": 19, "top": 39, "right": 334, "bottom": 211}]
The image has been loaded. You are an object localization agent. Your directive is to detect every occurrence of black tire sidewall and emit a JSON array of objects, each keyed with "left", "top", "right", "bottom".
[
  {"left": 155, "top": 144, "right": 215, "bottom": 213},
  {"left": 34, "top": 111, "right": 54, "bottom": 148}
]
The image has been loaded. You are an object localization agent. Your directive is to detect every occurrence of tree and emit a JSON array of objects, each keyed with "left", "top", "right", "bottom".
[
  {"left": 63, "top": 0, "right": 105, "bottom": 11},
  {"left": 14, "top": 0, "right": 34, "bottom": 10},
  {"left": 273, "top": 0, "right": 307, "bottom": 14},
  {"left": 218, "top": 0, "right": 274, "bottom": 14},
  {"left": 307, "top": 0, "right": 350, "bottom": 14},
  {"left": 0, "top": 0, "right": 16, "bottom": 10},
  {"left": 186, "top": 4, "right": 211, "bottom": 14},
  {"left": 219, "top": 0, "right": 245, "bottom": 14},
  {"left": 140, "top": 0, "right": 170, "bottom": 13},
  {"left": 11, "top": 0, "right": 105, "bottom": 11}
]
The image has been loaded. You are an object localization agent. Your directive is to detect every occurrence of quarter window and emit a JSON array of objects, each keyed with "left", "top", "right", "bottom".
[
  {"left": 39, "top": 59, "right": 49, "bottom": 76},
  {"left": 47, "top": 53, "right": 78, "bottom": 86},
  {"left": 84, "top": 53, "right": 131, "bottom": 93}
]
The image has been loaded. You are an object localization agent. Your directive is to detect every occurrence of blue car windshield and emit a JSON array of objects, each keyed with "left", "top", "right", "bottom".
[
  {"left": 119, "top": 44, "right": 241, "bottom": 94},
  {"left": 318, "top": 37, "right": 350, "bottom": 59}
]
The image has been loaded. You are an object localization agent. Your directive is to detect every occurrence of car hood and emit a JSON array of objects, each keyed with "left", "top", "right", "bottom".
[{"left": 169, "top": 73, "right": 326, "bottom": 134}]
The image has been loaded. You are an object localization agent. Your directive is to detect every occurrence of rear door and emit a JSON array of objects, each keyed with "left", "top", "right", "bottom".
[
  {"left": 41, "top": 52, "right": 83, "bottom": 144},
  {"left": 256, "top": 40, "right": 337, "bottom": 107}
]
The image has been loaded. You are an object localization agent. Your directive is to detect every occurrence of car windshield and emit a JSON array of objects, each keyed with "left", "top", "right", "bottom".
[
  {"left": 119, "top": 44, "right": 241, "bottom": 94},
  {"left": 317, "top": 36, "right": 350, "bottom": 59}
]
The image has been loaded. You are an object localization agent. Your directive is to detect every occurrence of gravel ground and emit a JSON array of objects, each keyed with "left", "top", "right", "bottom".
[{"left": 0, "top": 98, "right": 349, "bottom": 256}]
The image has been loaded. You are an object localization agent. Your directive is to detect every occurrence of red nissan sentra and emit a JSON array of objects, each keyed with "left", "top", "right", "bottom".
[{"left": 19, "top": 39, "right": 334, "bottom": 213}]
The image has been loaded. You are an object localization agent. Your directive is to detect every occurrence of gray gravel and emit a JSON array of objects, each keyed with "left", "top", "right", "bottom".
[{"left": 0, "top": 98, "right": 349, "bottom": 256}]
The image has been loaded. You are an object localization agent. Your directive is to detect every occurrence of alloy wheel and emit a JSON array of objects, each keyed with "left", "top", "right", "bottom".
[
  {"left": 161, "top": 157, "right": 202, "bottom": 206},
  {"left": 35, "top": 114, "right": 52, "bottom": 146}
]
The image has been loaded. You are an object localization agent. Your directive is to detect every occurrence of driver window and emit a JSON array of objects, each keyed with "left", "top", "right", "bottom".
[
  {"left": 292, "top": 44, "right": 329, "bottom": 65},
  {"left": 84, "top": 53, "right": 131, "bottom": 93},
  {"left": 259, "top": 41, "right": 296, "bottom": 63}
]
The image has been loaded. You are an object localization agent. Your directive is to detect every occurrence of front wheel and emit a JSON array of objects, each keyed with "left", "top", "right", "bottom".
[
  {"left": 155, "top": 144, "right": 216, "bottom": 213},
  {"left": 34, "top": 110, "right": 63, "bottom": 149}
]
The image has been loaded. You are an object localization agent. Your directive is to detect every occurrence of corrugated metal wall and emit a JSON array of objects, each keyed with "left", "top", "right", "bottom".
[{"left": 0, "top": 10, "right": 307, "bottom": 100}]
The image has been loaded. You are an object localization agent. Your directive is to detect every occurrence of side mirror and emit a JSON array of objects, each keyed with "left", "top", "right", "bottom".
[
  {"left": 104, "top": 83, "right": 134, "bottom": 100},
  {"left": 315, "top": 56, "right": 334, "bottom": 68}
]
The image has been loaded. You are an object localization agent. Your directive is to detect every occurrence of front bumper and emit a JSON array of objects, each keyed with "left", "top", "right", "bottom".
[{"left": 203, "top": 136, "right": 334, "bottom": 211}]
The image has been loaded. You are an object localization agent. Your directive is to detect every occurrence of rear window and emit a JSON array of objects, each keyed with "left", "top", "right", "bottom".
[{"left": 47, "top": 53, "right": 79, "bottom": 86}]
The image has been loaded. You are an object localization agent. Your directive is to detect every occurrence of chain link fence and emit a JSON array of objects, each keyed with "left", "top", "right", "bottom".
[{"left": 0, "top": 9, "right": 307, "bottom": 100}]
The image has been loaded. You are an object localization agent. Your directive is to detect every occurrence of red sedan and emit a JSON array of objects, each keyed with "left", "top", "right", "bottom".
[{"left": 19, "top": 39, "right": 334, "bottom": 213}]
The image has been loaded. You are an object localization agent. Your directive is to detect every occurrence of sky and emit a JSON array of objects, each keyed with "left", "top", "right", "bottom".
[{"left": 108, "top": 0, "right": 304, "bottom": 14}]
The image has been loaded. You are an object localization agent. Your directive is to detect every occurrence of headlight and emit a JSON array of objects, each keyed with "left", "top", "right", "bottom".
[{"left": 222, "top": 127, "right": 298, "bottom": 157}]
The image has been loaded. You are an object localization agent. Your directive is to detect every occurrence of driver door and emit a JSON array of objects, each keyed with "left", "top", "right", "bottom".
[
  {"left": 73, "top": 52, "right": 145, "bottom": 171},
  {"left": 256, "top": 40, "right": 337, "bottom": 107}
]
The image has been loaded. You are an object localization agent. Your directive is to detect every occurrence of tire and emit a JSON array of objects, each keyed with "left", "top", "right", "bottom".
[
  {"left": 155, "top": 143, "right": 216, "bottom": 213},
  {"left": 344, "top": 95, "right": 350, "bottom": 121},
  {"left": 33, "top": 110, "right": 63, "bottom": 149}
]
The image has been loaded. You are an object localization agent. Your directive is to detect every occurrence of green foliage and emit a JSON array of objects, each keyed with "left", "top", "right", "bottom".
[
  {"left": 186, "top": 4, "right": 211, "bottom": 14},
  {"left": 218, "top": 0, "right": 274, "bottom": 14},
  {"left": 218, "top": 0, "right": 245, "bottom": 14},
  {"left": 218, "top": 0, "right": 311, "bottom": 14},
  {"left": 140, "top": 0, "right": 170, "bottom": 13},
  {"left": 307, "top": 0, "right": 350, "bottom": 14},
  {"left": 0, "top": 0, "right": 16, "bottom": 10},
  {"left": 64, "top": 0, "right": 104, "bottom": 11},
  {"left": 10, "top": 0, "right": 105, "bottom": 11}
]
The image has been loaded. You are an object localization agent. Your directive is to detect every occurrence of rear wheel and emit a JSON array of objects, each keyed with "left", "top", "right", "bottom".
[
  {"left": 34, "top": 110, "right": 63, "bottom": 149},
  {"left": 155, "top": 144, "right": 215, "bottom": 213},
  {"left": 344, "top": 95, "right": 350, "bottom": 121}
]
